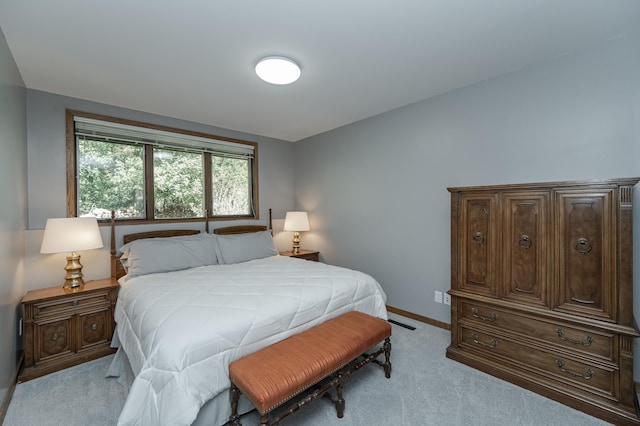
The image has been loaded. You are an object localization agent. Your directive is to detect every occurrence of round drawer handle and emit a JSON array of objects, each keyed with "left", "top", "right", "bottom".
[
  {"left": 518, "top": 235, "right": 532, "bottom": 250},
  {"left": 91, "top": 323, "right": 98, "bottom": 331},
  {"left": 51, "top": 333, "right": 59, "bottom": 341},
  {"left": 72, "top": 300, "right": 79, "bottom": 306},
  {"left": 472, "top": 231, "right": 484, "bottom": 246},
  {"left": 575, "top": 238, "right": 592, "bottom": 254}
]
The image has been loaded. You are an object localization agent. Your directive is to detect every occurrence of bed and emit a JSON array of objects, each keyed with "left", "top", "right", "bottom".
[{"left": 106, "top": 215, "right": 388, "bottom": 426}]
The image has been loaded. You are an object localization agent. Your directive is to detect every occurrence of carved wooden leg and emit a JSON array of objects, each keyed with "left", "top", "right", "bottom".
[
  {"left": 383, "top": 337, "right": 392, "bottom": 378},
  {"left": 259, "top": 413, "right": 270, "bottom": 426},
  {"left": 229, "top": 383, "right": 242, "bottom": 426},
  {"left": 336, "top": 372, "right": 345, "bottom": 418}
]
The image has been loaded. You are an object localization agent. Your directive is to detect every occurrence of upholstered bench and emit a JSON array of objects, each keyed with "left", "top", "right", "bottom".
[{"left": 228, "top": 311, "right": 392, "bottom": 426}]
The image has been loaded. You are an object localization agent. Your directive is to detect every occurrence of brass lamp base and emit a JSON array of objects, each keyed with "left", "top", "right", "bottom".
[
  {"left": 292, "top": 232, "right": 301, "bottom": 255},
  {"left": 63, "top": 252, "right": 85, "bottom": 289}
]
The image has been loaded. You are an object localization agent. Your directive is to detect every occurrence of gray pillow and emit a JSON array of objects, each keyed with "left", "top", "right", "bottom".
[
  {"left": 120, "top": 233, "right": 218, "bottom": 278},
  {"left": 214, "top": 231, "right": 278, "bottom": 264}
]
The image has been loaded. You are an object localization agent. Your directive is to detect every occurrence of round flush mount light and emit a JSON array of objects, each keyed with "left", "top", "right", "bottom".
[{"left": 255, "top": 56, "right": 301, "bottom": 85}]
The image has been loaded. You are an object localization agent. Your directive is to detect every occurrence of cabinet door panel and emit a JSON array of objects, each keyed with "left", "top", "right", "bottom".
[
  {"left": 79, "top": 310, "right": 110, "bottom": 349},
  {"left": 459, "top": 193, "right": 499, "bottom": 297},
  {"left": 556, "top": 189, "right": 615, "bottom": 320},
  {"left": 503, "top": 192, "right": 550, "bottom": 307},
  {"left": 35, "top": 318, "right": 73, "bottom": 362}
]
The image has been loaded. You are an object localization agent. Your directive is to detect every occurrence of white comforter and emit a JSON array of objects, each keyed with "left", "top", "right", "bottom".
[{"left": 114, "top": 255, "right": 388, "bottom": 425}]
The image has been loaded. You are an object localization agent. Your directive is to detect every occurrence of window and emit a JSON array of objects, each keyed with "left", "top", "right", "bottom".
[{"left": 67, "top": 110, "right": 258, "bottom": 222}]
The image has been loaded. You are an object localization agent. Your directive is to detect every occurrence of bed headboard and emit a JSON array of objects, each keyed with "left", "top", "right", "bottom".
[
  {"left": 110, "top": 209, "right": 272, "bottom": 279},
  {"left": 213, "top": 225, "right": 267, "bottom": 235}
]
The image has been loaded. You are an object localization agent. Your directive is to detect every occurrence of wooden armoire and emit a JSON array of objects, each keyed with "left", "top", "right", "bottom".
[{"left": 447, "top": 178, "right": 640, "bottom": 425}]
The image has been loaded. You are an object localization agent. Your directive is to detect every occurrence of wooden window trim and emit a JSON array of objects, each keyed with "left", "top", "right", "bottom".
[{"left": 66, "top": 109, "right": 259, "bottom": 224}]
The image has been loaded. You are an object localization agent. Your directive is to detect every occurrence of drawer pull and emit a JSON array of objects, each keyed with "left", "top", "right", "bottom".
[
  {"left": 91, "top": 323, "right": 98, "bottom": 331},
  {"left": 71, "top": 300, "right": 79, "bottom": 306},
  {"left": 471, "top": 307, "right": 497, "bottom": 322},
  {"left": 518, "top": 234, "right": 532, "bottom": 249},
  {"left": 471, "top": 333, "right": 497, "bottom": 349},
  {"left": 472, "top": 231, "right": 485, "bottom": 246},
  {"left": 555, "top": 328, "right": 594, "bottom": 346},
  {"left": 554, "top": 359, "right": 594, "bottom": 380},
  {"left": 51, "top": 333, "right": 59, "bottom": 341},
  {"left": 575, "top": 238, "right": 592, "bottom": 254}
]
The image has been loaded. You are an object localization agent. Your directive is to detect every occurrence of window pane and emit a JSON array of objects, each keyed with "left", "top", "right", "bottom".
[
  {"left": 154, "top": 148, "right": 204, "bottom": 219},
  {"left": 77, "top": 139, "right": 145, "bottom": 219},
  {"left": 212, "top": 156, "right": 250, "bottom": 215}
]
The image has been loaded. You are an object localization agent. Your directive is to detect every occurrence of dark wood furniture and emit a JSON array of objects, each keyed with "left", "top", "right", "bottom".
[
  {"left": 19, "top": 278, "right": 119, "bottom": 381},
  {"left": 228, "top": 311, "right": 391, "bottom": 426},
  {"left": 447, "top": 178, "right": 640, "bottom": 425},
  {"left": 279, "top": 249, "right": 320, "bottom": 262}
]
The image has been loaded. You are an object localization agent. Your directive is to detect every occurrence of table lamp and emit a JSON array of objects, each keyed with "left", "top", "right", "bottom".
[
  {"left": 40, "top": 217, "right": 104, "bottom": 289},
  {"left": 283, "top": 211, "right": 310, "bottom": 254}
]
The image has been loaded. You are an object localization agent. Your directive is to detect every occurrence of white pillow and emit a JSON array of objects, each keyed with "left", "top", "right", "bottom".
[
  {"left": 214, "top": 231, "right": 278, "bottom": 264},
  {"left": 119, "top": 233, "right": 218, "bottom": 278}
]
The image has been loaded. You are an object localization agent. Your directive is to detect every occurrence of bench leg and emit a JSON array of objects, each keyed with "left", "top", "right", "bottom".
[
  {"left": 229, "top": 383, "right": 242, "bottom": 426},
  {"left": 383, "top": 337, "right": 392, "bottom": 378},
  {"left": 336, "top": 372, "right": 345, "bottom": 418},
  {"left": 259, "top": 413, "right": 271, "bottom": 426}
]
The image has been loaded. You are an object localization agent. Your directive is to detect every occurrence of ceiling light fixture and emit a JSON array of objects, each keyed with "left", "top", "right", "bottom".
[{"left": 255, "top": 56, "right": 301, "bottom": 85}]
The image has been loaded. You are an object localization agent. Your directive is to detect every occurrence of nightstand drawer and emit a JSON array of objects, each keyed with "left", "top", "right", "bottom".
[{"left": 34, "top": 291, "right": 111, "bottom": 317}]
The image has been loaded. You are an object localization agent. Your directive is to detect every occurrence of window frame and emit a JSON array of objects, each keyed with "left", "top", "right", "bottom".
[{"left": 66, "top": 109, "right": 259, "bottom": 224}]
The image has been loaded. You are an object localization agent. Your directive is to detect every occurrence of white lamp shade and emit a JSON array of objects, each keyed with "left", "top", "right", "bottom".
[
  {"left": 283, "top": 211, "right": 310, "bottom": 232},
  {"left": 40, "top": 217, "right": 104, "bottom": 254}
]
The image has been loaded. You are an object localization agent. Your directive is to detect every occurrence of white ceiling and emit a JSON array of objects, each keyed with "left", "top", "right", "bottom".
[{"left": 1, "top": 1, "right": 639, "bottom": 142}]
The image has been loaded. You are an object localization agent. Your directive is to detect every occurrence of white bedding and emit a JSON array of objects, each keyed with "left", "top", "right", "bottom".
[{"left": 113, "top": 255, "right": 388, "bottom": 425}]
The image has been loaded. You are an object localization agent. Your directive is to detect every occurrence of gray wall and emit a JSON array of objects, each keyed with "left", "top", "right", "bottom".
[
  {"left": 294, "top": 30, "right": 640, "bottom": 364},
  {"left": 0, "top": 28, "right": 27, "bottom": 413},
  {"left": 24, "top": 90, "right": 296, "bottom": 290}
]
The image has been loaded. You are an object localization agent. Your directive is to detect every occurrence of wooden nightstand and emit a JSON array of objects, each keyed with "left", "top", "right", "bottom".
[
  {"left": 19, "top": 278, "right": 119, "bottom": 382},
  {"left": 279, "top": 249, "right": 320, "bottom": 262}
]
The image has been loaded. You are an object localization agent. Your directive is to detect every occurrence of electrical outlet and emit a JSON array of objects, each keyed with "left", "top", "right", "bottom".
[
  {"left": 434, "top": 290, "right": 442, "bottom": 304},
  {"left": 443, "top": 293, "right": 451, "bottom": 305}
]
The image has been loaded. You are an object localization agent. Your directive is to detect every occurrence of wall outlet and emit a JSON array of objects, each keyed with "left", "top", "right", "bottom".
[
  {"left": 443, "top": 293, "right": 451, "bottom": 305},
  {"left": 434, "top": 290, "right": 443, "bottom": 304}
]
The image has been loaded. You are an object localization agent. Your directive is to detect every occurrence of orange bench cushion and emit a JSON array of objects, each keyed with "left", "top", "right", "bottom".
[{"left": 228, "top": 310, "right": 391, "bottom": 413}]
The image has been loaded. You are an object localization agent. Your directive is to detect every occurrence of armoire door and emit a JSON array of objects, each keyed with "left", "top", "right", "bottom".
[
  {"left": 457, "top": 193, "right": 499, "bottom": 297},
  {"left": 555, "top": 188, "right": 616, "bottom": 321},
  {"left": 502, "top": 191, "right": 551, "bottom": 308}
]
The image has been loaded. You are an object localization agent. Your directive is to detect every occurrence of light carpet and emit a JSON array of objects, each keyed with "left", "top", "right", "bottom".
[{"left": 4, "top": 313, "right": 612, "bottom": 425}]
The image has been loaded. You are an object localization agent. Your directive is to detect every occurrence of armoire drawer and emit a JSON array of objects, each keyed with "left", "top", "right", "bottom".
[
  {"left": 458, "top": 325, "right": 617, "bottom": 401},
  {"left": 459, "top": 300, "right": 614, "bottom": 361}
]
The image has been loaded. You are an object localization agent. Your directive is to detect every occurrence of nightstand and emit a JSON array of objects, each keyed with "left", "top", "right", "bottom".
[
  {"left": 279, "top": 249, "right": 320, "bottom": 262},
  {"left": 19, "top": 278, "right": 119, "bottom": 382}
]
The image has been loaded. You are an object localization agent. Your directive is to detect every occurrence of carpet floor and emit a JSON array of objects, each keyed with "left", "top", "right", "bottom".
[{"left": 4, "top": 313, "right": 613, "bottom": 425}]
